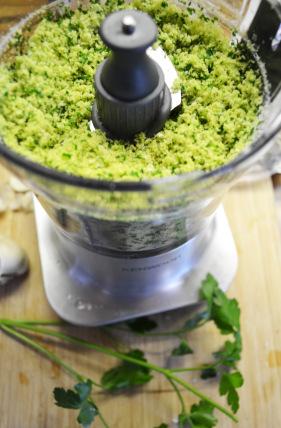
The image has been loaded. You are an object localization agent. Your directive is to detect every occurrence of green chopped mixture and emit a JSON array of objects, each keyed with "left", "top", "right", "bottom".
[{"left": 0, "top": 0, "right": 263, "bottom": 181}]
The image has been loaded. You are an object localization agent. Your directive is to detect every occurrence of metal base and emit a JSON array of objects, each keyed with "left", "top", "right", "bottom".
[{"left": 34, "top": 199, "right": 238, "bottom": 326}]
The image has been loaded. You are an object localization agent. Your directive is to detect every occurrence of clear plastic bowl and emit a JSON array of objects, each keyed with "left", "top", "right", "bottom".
[{"left": 0, "top": 0, "right": 280, "bottom": 256}]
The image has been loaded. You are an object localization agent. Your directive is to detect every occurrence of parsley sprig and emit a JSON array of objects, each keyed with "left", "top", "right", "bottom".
[
  {"left": 54, "top": 380, "right": 99, "bottom": 427},
  {"left": 0, "top": 274, "right": 243, "bottom": 427}
]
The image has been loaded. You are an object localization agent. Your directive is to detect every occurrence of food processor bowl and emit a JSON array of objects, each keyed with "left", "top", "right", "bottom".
[{"left": 0, "top": 0, "right": 280, "bottom": 324}]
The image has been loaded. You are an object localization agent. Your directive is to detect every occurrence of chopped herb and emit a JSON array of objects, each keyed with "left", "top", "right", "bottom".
[
  {"left": 0, "top": 0, "right": 263, "bottom": 181},
  {"left": 45, "top": 10, "right": 55, "bottom": 22},
  {"left": 62, "top": 153, "right": 72, "bottom": 159}
]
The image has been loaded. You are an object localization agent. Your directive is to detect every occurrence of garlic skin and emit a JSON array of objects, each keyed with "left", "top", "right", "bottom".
[
  {"left": 0, "top": 177, "right": 33, "bottom": 214},
  {"left": 0, "top": 236, "right": 29, "bottom": 286}
]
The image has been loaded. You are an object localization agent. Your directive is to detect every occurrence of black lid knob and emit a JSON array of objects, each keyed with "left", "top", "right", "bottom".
[
  {"left": 92, "top": 10, "right": 171, "bottom": 139},
  {"left": 99, "top": 10, "right": 157, "bottom": 51},
  {"left": 121, "top": 15, "right": 137, "bottom": 35}
]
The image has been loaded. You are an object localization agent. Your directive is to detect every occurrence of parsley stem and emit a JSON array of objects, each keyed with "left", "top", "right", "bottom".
[
  {"left": 167, "top": 378, "right": 186, "bottom": 414},
  {"left": 0, "top": 319, "right": 65, "bottom": 326},
  {"left": 4, "top": 321, "right": 237, "bottom": 422},
  {"left": 97, "top": 407, "right": 110, "bottom": 428},
  {"left": 0, "top": 324, "right": 85, "bottom": 383}
]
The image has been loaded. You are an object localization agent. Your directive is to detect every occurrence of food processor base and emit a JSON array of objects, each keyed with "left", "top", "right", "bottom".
[{"left": 34, "top": 198, "right": 238, "bottom": 326}]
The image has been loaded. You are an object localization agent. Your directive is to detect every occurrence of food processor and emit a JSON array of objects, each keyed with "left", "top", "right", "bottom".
[{"left": 0, "top": 0, "right": 280, "bottom": 326}]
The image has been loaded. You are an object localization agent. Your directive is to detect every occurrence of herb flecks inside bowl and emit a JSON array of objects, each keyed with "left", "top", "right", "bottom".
[{"left": 0, "top": 0, "right": 263, "bottom": 181}]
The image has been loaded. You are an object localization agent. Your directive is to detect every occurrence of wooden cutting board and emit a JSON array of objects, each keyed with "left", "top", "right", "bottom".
[
  {"left": 1, "top": 2, "right": 281, "bottom": 427},
  {"left": 1, "top": 165, "right": 281, "bottom": 428}
]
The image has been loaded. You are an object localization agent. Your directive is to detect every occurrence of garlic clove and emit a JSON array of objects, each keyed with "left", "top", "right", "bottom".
[{"left": 0, "top": 236, "right": 29, "bottom": 286}]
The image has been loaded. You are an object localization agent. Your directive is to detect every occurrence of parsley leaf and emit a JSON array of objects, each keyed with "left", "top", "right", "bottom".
[
  {"left": 74, "top": 381, "right": 92, "bottom": 402},
  {"left": 200, "top": 274, "right": 218, "bottom": 313},
  {"left": 171, "top": 340, "right": 193, "bottom": 356},
  {"left": 126, "top": 316, "right": 158, "bottom": 333},
  {"left": 189, "top": 400, "right": 217, "bottom": 427},
  {"left": 77, "top": 400, "right": 98, "bottom": 426},
  {"left": 212, "top": 295, "right": 240, "bottom": 335},
  {"left": 178, "top": 412, "right": 190, "bottom": 427},
  {"left": 200, "top": 367, "right": 217, "bottom": 379},
  {"left": 54, "top": 380, "right": 98, "bottom": 427},
  {"left": 219, "top": 371, "right": 244, "bottom": 413},
  {"left": 184, "top": 310, "right": 209, "bottom": 330},
  {"left": 101, "top": 349, "right": 153, "bottom": 391},
  {"left": 53, "top": 387, "right": 82, "bottom": 409},
  {"left": 214, "top": 333, "right": 242, "bottom": 368},
  {"left": 200, "top": 274, "right": 240, "bottom": 334},
  {"left": 184, "top": 274, "right": 240, "bottom": 337},
  {"left": 201, "top": 332, "right": 242, "bottom": 379}
]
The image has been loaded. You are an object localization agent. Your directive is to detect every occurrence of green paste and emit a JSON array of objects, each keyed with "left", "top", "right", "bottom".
[{"left": 0, "top": 0, "right": 263, "bottom": 181}]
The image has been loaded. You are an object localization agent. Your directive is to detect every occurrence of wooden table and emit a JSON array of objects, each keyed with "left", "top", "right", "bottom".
[{"left": 1, "top": 2, "right": 281, "bottom": 427}]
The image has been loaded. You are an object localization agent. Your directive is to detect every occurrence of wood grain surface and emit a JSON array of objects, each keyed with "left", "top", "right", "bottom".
[
  {"left": 1, "top": 1, "right": 281, "bottom": 427},
  {"left": 0, "top": 0, "right": 47, "bottom": 34}
]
